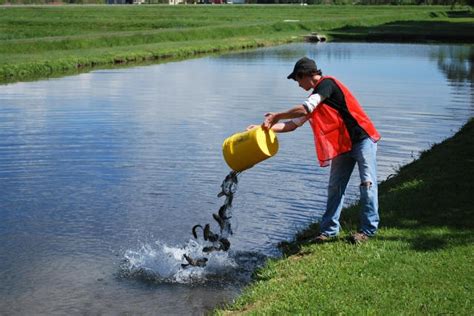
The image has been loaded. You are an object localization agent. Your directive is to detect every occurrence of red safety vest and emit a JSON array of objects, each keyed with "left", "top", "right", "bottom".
[{"left": 309, "top": 76, "right": 380, "bottom": 167}]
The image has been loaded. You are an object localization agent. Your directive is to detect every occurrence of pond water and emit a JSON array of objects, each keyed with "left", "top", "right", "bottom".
[{"left": 0, "top": 42, "right": 472, "bottom": 315}]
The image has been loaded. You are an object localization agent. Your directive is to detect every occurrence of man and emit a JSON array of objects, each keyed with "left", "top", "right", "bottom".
[{"left": 261, "top": 57, "right": 381, "bottom": 244}]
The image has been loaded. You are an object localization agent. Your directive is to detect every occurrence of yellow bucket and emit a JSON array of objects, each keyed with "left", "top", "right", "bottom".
[{"left": 222, "top": 126, "right": 279, "bottom": 172}]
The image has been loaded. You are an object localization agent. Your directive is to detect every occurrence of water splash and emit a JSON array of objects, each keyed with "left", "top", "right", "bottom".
[
  {"left": 119, "top": 171, "right": 265, "bottom": 284},
  {"left": 119, "top": 239, "right": 266, "bottom": 284}
]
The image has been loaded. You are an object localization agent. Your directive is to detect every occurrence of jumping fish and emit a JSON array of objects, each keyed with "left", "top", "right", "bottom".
[
  {"left": 202, "top": 246, "right": 221, "bottom": 253},
  {"left": 183, "top": 171, "right": 240, "bottom": 268},
  {"left": 203, "top": 224, "right": 219, "bottom": 242},
  {"left": 202, "top": 238, "right": 231, "bottom": 253},
  {"left": 217, "top": 171, "right": 239, "bottom": 197},
  {"left": 181, "top": 254, "right": 208, "bottom": 268},
  {"left": 219, "top": 238, "right": 231, "bottom": 251},
  {"left": 226, "top": 194, "right": 234, "bottom": 208},
  {"left": 192, "top": 224, "right": 204, "bottom": 239},
  {"left": 218, "top": 205, "right": 231, "bottom": 220},
  {"left": 212, "top": 213, "right": 226, "bottom": 231}
]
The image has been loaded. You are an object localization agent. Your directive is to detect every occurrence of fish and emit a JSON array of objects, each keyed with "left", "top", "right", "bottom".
[
  {"left": 202, "top": 246, "right": 221, "bottom": 253},
  {"left": 192, "top": 224, "right": 203, "bottom": 239},
  {"left": 202, "top": 238, "right": 231, "bottom": 253},
  {"left": 225, "top": 194, "right": 233, "bottom": 208},
  {"left": 218, "top": 205, "right": 231, "bottom": 220},
  {"left": 181, "top": 254, "right": 208, "bottom": 268},
  {"left": 230, "top": 172, "right": 238, "bottom": 186},
  {"left": 212, "top": 213, "right": 226, "bottom": 231},
  {"left": 203, "top": 224, "right": 219, "bottom": 242},
  {"left": 183, "top": 171, "right": 240, "bottom": 267},
  {"left": 217, "top": 171, "right": 239, "bottom": 197},
  {"left": 223, "top": 220, "right": 233, "bottom": 236},
  {"left": 219, "top": 238, "right": 231, "bottom": 251}
]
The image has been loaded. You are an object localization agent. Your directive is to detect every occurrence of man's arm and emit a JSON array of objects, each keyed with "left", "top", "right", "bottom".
[
  {"left": 263, "top": 94, "right": 325, "bottom": 130},
  {"left": 263, "top": 104, "right": 307, "bottom": 130},
  {"left": 271, "top": 121, "right": 299, "bottom": 133},
  {"left": 247, "top": 116, "right": 308, "bottom": 133}
]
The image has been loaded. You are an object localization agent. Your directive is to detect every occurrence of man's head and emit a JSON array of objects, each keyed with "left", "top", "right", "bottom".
[{"left": 287, "top": 57, "right": 322, "bottom": 91}]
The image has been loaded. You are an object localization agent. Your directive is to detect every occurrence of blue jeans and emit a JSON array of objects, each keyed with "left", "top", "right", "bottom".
[{"left": 320, "top": 138, "right": 379, "bottom": 237}]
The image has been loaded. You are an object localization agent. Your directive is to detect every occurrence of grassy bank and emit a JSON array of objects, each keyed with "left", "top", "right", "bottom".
[
  {"left": 218, "top": 118, "right": 474, "bottom": 314},
  {"left": 1, "top": 5, "right": 473, "bottom": 83}
]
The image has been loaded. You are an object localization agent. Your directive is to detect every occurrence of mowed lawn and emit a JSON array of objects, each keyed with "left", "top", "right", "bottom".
[{"left": 1, "top": 5, "right": 473, "bottom": 82}]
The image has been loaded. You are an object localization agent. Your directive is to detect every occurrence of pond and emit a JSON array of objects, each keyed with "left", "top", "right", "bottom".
[{"left": 0, "top": 42, "right": 472, "bottom": 314}]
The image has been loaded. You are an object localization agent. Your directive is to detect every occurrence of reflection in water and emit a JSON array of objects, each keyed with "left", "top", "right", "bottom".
[
  {"left": 436, "top": 45, "right": 474, "bottom": 83},
  {"left": 219, "top": 43, "right": 354, "bottom": 63},
  {"left": 0, "top": 43, "right": 473, "bottom": 315},
  {"left": 435, "top": 45, "right": 474, "bottom": 112}
]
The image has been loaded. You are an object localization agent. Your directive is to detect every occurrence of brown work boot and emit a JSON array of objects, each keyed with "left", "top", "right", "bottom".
[
  {"left": 348, "top": 232, "right": 370, "bottom": 244},
  {"left": 311, "top": 234, "right": 331, "bottom": 244}
]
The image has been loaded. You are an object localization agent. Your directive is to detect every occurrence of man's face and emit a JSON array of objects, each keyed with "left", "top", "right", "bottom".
[{"left": 296, "top": 74, "right": 314, "bottom": 91}]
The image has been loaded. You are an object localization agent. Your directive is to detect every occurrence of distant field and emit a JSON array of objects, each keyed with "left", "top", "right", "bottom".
[{"left": 1, "top": 5, "right": 473, "bottom": 82}]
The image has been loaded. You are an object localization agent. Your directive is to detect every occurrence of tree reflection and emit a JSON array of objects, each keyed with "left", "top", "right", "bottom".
[
  {"left": 435, "top": 45, "right": 474, "bottom": 111},
  {"left": 436, "top": 45, "right": 474, "bottom": 84}
]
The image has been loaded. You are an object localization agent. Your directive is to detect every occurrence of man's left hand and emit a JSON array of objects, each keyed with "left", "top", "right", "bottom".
[{"left": 263, "top": 112, "right": 279, "bottom": 130}]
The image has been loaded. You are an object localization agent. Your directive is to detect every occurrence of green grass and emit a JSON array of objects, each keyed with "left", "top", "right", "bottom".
[
  {"left": 1, "top": 5, "right": 473, "bottom": 83},
  {"left": 217, "top": 119, "right": 474, "bottom": 315}
]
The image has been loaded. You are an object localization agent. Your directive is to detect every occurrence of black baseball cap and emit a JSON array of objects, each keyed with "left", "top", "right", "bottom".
[{"left": 287, "top": 57, "right": 319, "bottom": 80}]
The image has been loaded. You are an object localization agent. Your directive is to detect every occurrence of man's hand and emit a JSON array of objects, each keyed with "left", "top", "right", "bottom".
[{"left": 263, "top": 112, "right": 280, "bottom": 130}]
